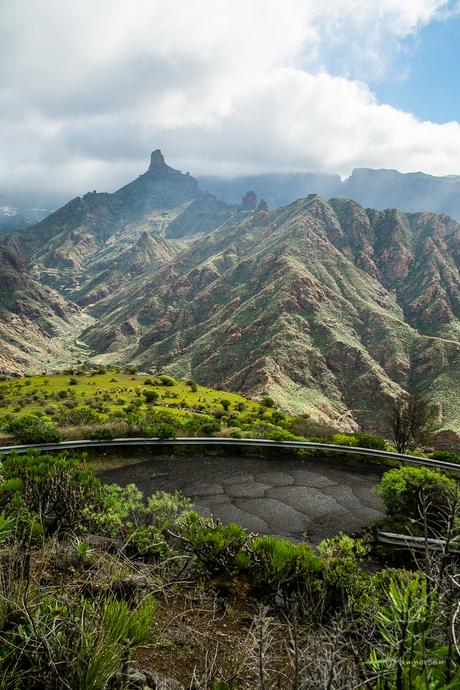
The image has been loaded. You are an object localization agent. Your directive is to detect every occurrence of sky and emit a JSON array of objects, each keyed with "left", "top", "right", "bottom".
[{"left": 1, "top": 0, "right": 460, "bottom": 196}]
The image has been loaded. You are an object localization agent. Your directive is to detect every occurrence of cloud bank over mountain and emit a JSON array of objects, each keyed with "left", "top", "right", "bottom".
[{"left": 1, "top": 0, "right": 460, "bottom": 194}]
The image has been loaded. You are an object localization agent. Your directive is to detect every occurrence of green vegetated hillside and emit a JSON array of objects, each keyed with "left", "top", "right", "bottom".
[
  {"left": 2, "top": 152, "right": 460, "bottom": 438},
  {"left": 0, "top": 368, "right": 330, "bottom": 449}
]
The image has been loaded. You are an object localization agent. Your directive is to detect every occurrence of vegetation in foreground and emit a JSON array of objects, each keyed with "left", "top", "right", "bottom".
[{"left": 0, "top": 446, "right": 460, "bottom": 688}]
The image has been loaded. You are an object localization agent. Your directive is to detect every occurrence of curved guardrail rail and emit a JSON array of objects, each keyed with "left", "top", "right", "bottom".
[
  {"left": 0, "top": 436, "right": 459, "bottom": 472},
  {"left": 377, "top": 530, "right": 460, "bottom": 553}
]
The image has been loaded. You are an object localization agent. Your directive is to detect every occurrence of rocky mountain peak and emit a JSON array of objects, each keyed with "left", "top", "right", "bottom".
[
  {"left": 148, "top": 149, "right": 181, "bottom": 176},
  {"left": 241, "top": 190, "right": 257, "bottom": 212}
]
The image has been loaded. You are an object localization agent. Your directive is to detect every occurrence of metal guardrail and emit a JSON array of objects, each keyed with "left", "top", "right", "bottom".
[
  {"left": 0, "top": 437, "right": 460, "bottom": 472},
  {"left": 377, "top": 530, "right": 460, "bottom": 553}
]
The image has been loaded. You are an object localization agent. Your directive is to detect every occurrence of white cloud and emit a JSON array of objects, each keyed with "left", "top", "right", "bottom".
[{"left": 0, "top": 0, "right": 459, "bottom": 193}]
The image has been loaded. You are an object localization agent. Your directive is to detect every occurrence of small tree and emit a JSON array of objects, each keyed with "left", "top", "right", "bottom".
[
  {"left": 143, "top": 389, "right": 159, "bottom": 403},
  {"left": 386, "top": 389, "right": 439, "bottom": 454}
]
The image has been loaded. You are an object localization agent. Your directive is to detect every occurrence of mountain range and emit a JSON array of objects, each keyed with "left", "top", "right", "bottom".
[{"left": 2, "top": 150, "right": 460, "bottom": 440}]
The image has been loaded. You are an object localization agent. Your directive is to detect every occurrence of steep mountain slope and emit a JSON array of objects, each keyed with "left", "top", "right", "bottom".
[
  {"left": 3, "top": 153, "right": 460, "bottom": 436},
  {"left": 3, "top": 151, "right": 235, "bottom": 297},
  {"left": 0, "top": 245, "right": 88, "bottom": 373},
  {"left": 79, "top": 196, "right": 460, "bottom": 432}
]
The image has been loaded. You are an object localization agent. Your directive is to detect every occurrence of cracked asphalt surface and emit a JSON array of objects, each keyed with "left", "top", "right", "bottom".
[{"left": 95, "top": 453, "right": 386, "bottom": 546}]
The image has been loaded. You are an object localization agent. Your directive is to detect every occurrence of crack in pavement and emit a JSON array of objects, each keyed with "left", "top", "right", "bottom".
[{"left": 95, "top": 453, "right": 387, "bottom": 545}]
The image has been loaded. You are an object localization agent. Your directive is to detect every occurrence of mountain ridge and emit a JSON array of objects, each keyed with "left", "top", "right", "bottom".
[{"left": 2, "top": 152, "right": 460, "bottom": 439}]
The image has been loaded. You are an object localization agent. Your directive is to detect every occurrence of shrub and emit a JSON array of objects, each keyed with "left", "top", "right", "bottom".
[
  {"left": 54, "top": 407, "right": 101, "bottom": 427},
  {"left": 271, "top": 410, "right": 285, "bottom": 423},
  {"left": 125, "top": 524, "right": 170, "bottom": 560},
  {"left": 69, "top": 378, "right": 78, "bottom": 385},
  {"left": 143, "top": 389, "right": 160, "bottom": 403},
  {"left": 186, "top": 379, "right": 198, "bottom": 392},
  {"left": 88, "top": 428, "right": 117, "bottom": 441},
  {"left": 353, "top": 431, "right": 386, "bottom": 450},
  {"left": 431, "top": 450, "right": 460, "bottom": 464},
  {"left": 368, "top": 577, "right": 460, "bottom": 687},
  {"left": 200, "top": 419, "right": 221, "bottom": 436},
  {"left": 261, "top": 396, "right": 275, "bottom": 408},
  {"left": 267, "top": 430, "right": 306, "bottom": 442},
  {"left": 179, "top": 513, "right": 251, "bottom": 577},
  {"left": 374, "top": 466, "right": 457, "bottom": 533},
  {"left": 0, "top": 449, "right": 102, "bottom": 535},
  {"left": 6, "top": 414, "right": 63, "bottom": 444},
  {"left": 95, "top": 485, "right": 193, "bottom": 537},
  {"left": 234, "top": 401, "right": 247, "bottom": 412},
  {"left": 220, "top": 399, "right": 231, "bottom": 411},
  {"left": 333, "top": 433, "right": 359, "bottom": 447},
  {"left": 156, "top": 423, "right": 176, "bottom": 440},
  {"left": 251, "top": 536, "right": 323, "bottom": 596},
  {"left": 159, "top": 375, "right": 174, "bottom": 386}
]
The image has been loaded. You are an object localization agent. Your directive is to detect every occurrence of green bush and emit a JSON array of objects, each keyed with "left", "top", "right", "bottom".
[
  {"left": 6, "top": 414, "right": 63, "bottom": 444},
  {"left": 88, "top": 428, "right": 117, "bottom": 441},
  {"left": 200, "top": 419, "right": 221, "bottom": 435},
  {"left": 271, "top": 410, "right": 285, "bottom": 423},
  {"left": 159, "top": 375, "right": 174, "bottom": 386},
  {"left": 431, "top": 450, "right": 460, "bottom": 463},
  {"left": 0, "top": 449, "right": 102, "bottom": 536},
  {"left": 353, "top": 431, "right": 386, "bottom": 450},
  {"left": 374, "top": 466, "right": 457, "bottom": 532},
  {"left": 261, "top": 397, "right": 275, "bottom": 408},
  {"left": 234, "top": 401, "right": 247, "bottom": 412},
  {"left": 125, "top": 525, "right": 170, "bottom": 561},
  {"left": 251, "top": 536, "right": 323, "bottom": 596},
  {"left": 55, "top": 407, "right": 101, "bottom": 426},
  {"left": 98, "top": 485, "right": 193, "bottom": 537},
  {"left": 143, "top": 389, "right": 160, "bottom": 403},
  {"left": 179, "top": 513, "right": 251, "bottom": 577},
  {"left": 333, "top": 433, "right": 359, "bottom": 447},
  {"left": 268, "top": 430, "right": 306, "bottom": 442}
]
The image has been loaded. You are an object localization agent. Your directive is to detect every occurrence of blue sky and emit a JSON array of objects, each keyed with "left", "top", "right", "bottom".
[
  {"left": 1, "top": 0, "right": 460, "bottom": 194},
  {"left": 369, "top": 13, "right": 460, "bottom": 125}
]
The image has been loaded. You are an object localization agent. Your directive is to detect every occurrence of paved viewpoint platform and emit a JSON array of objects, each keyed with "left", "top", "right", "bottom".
[{"left": 96, "top": 453, "right": 386, "bottom": 546}]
